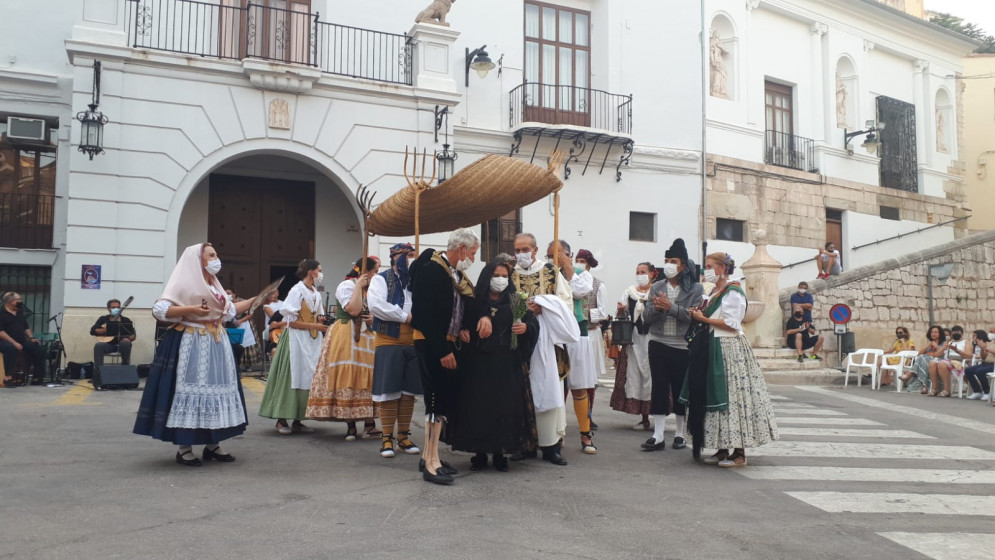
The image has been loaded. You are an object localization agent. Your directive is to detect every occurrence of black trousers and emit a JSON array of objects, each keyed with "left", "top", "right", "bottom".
[
  {"left": 0, "top": 340, "right": 16, "bottom": 377},
  {"left": 414, "top": 339, "right": 457, "bottom": 420},
  {"left": 648, "top": 340, "right": 688, "bottom": 416}
]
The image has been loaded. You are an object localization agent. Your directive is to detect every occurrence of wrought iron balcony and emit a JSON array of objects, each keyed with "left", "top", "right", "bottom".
[
  {"left": 508, "top": 82, "right": 634, "bottom": 181},
  {"left": 764, "top": 130, "right": 817, "bottom": 173},
  {"left": 124, "top": 0, "right": 412, "bottom": 85},
  {"left": 509, "top": 82, "right": 632, "bottom": 134},
  {"left": 0, "top": 193, "right": 55, "bottom": 250}
]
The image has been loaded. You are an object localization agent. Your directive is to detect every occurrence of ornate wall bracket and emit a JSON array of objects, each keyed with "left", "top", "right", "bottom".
[{"left": 242, "top": 59, "right": 321, "bottom": 93}]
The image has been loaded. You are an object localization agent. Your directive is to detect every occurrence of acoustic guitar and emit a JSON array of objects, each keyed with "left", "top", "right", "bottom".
[{"left": 94, "top": 296, "right": 135, "bottom": 343}]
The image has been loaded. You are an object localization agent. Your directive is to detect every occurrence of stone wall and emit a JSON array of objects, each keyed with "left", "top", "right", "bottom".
[
  {"left": 778, "top": 230, "right": 995, "bottom": 353},
  {"left": 706, "top": 154, "right": 966, "bottom": 249}
]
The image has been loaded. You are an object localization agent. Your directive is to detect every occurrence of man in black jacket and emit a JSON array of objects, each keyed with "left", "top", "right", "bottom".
[
  {"left": 0, "top": 292, "right": 47, "bottom": 384},
  {"left": 410, "top": 228, "right": 479, "bottom": 485},
  {"left": 90, "top": 299, "right": 137, "bottom": 365}
]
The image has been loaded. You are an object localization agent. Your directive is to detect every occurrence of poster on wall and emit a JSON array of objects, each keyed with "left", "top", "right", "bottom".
[{"left": 81, "top": 265, "right": 101, "bottom": 290}]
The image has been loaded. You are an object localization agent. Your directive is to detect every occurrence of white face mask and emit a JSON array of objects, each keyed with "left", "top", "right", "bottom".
[
  {"left": 315, "top": 272, "right": 324, "bottom": 285},
  {"left": 516, "top": 252, "right": 533, "bottom": 269},
  {"left": 490, "top": 277, "right": 509, "bottom": 293},
  {"left": 636, "top": 274, "right": 650, "bottom": 287},
  {"left": 703, "top": 268, "right": 717, "bottom": 283},
  {"left": 456, "top": 250, "right": 473, "bottom": 272},
  {"left": 797, "top": 288, "right": 807, "bottom": 294},
  {"left": 662, "top": 263, "right": 679, "bottom": 279},
  {"left": 205, "top": 259, "right": 222, "bottom": 276}
]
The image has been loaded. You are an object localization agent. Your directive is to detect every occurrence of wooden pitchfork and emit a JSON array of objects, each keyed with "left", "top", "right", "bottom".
[
  {"left": 353, "top": 184, "right": 376, "bottom": 343},
  {"left": 402, "top": 146, "right": 437, "bottom": 254}
]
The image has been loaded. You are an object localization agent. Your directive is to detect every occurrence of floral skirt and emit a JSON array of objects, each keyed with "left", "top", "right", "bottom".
[
  {"left": 703, "top": 335, "right": 778, "bottom": 450},
  {"left": 306, "top": 321, "right": 378, "bottom": 421},
  {"left": 609, "top": 344, "right": 652, "bottom": 417}
]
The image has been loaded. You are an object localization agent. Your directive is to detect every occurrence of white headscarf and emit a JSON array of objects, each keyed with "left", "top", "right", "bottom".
[{"left": 156, "top": 243, "right": 231, "bottom": 323}]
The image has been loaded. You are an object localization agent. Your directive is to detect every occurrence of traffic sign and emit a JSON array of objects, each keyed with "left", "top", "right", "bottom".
[{"left": 829, "top": 303, "right": 852, "bottom": 325}]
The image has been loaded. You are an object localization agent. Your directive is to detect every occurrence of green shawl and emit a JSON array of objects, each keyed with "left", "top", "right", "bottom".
[{"left": 678, "top": 282, "right": 746, "bottom": 412}]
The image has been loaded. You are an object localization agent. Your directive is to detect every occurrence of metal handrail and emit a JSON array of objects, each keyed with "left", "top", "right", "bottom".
[
  {"left": 509, "top": 82, "right": 633, "bottom": 134},
  {"left": 764, "top": 130, "right": 817, "bottom": 173},
  {"left": 780, "top": 214, "right": 971, "bottom": 269},
  {"left": 124, "top": 0, "right": 412, "bottom": 85}
]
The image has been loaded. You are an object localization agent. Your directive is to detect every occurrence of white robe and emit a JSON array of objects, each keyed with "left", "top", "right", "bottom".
[
  {"left": 566, "top": 269, "right": 596, "bottom": 389},
  {"left": 530, "top": 295, "right": 581, "bottom": 412},
  {"left": 281, "top": 281, "right": 324, "bottom": 390}
]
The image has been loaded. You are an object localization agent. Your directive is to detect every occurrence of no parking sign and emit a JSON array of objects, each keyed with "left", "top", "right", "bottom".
[{"left": 830, "top": 303, "right": 851, "bottom": 335}]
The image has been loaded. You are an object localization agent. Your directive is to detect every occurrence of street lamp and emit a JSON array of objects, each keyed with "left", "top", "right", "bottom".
[
  {"left": 844, "top": 120, "right": 884, "bottom": 156},
  {"left": 76, "top": 60, "right": 109, "bottom": 160},
  {"left": 926, "top": 263, "right": 954, "bottom": 326},
  {"left": 436, "top": 143, "right": 457, "bottom": 184},
  {"left": 465, "top": 45, "right": 495, "bottom": 87}
]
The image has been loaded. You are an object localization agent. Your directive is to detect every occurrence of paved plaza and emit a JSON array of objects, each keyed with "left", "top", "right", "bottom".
[{"left": 3, "top": 378, "right": 995, "bottom": 560}]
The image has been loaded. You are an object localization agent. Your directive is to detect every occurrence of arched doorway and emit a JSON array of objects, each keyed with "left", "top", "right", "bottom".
[{"left": 176, "top": 152, "right": 361, "bottom": 308}]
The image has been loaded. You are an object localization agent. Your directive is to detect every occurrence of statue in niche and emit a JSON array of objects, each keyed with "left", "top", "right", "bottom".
[
  {"left": 709, "top": 29, "right": 729, "bottom": 98},
  {"left": 269, "top": 98, "right": 290, "bottom": 130},
  {"left": 835, "top": 71, "right": 848, "bottom": 128},
  {"left": 936, "top": 109, "right": 947, "bottom": 153},
  {"left": 415, "top": 0, "right": 454, "bottom": 26}
]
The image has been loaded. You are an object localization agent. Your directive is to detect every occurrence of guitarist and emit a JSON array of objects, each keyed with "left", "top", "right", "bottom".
[{"left": 90, "top": 299, "right": 136, "bottom": 366}]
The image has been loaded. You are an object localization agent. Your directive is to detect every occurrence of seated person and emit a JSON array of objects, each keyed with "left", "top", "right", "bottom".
[
  {"left": 786, "top": 303, "right": 823, "bottom": 362},
  {"left": 0, "top": 292, "right": 47, "bottom": 384},
  {"left": 879, "top": 325, "right": 915, "bottom": 386},
  {"left": 815, "top": 242, "right": 842, "bottom": 280},
  {"left": 964, "top": 330, "right": 993, "bottom": 400},
  {"left": 929, "top": 325, "right": 972, "bottom": 398},
  {"left": 90, "top": 298, "right": 136, "bottom": 366}
]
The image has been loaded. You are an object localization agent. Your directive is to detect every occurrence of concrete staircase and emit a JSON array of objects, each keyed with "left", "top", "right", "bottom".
[{"left": 753, "top": 347, "right": 845, "bottom": 386}]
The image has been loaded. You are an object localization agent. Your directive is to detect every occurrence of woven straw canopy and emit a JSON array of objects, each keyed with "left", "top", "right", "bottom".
[{"left": 367, "top": 154, "right": 563, "bottom": 237}]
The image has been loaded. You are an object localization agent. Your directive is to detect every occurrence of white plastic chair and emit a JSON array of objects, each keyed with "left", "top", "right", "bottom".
[
  {"left": 844, "top": 349, "right": 884, "bottom": 389},
  {"left": 881, "top": 350, "right": 918, "bottom": 392},
  {"left": 951, "top": 357, "right": 981, "bottom": 398}
]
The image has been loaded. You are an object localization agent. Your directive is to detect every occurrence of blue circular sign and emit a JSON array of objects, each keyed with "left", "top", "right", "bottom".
[{"left": 830, "top": 303, "right": 852, "bottom": 325}]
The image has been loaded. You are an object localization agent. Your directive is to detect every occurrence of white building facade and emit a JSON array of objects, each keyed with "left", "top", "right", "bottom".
[
  {"left": 0, "top": 0, "right": 704, "bottom": 364},
  {"left": 702, "top": 0, "right": 976, "bottom": 289}
]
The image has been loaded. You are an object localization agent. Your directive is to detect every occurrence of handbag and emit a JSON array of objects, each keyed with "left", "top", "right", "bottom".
[{"left": 684, "top": 321, "right": 708, "bottom": 344}]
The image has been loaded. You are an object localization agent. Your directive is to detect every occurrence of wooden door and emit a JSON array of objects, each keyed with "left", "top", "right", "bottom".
[
  {"left": 208, "top": 174, "right": 315, "bottom": 299},
  {"left": 826, "top": 208, "right": 843, "bottom": 269}
]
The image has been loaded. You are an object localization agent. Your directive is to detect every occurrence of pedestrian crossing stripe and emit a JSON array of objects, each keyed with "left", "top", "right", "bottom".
[
  {"left": 769, "top": 395, "right": 791, "bottom": 401},
  {"left": 776, "top": 417, "right": 883, "bottom": 426},
  {"left": 768, "top": 408, "right": 847, "bottom": 416},
  {"left": 738, "top": 466, "right": 995, "bottom": 484},
  {"left": 878, "top": 532, "right": 995, "bottom": 560},
  {"left": 786, "top": 492, "right": 995, "bottom": 516},
  {"left": 776, "top": 427, "right": 933, "bottom": 439},
  {"left": 772, "top": 401, "right": 815, "bottom": 408},
  {"left": 750, "top": 441, "right": 995, "bottom": 460}
]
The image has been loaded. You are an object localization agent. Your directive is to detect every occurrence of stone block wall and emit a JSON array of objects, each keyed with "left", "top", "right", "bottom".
[
  {"left": 705, "top": 155, "right": 965, "bottom": 248},
  {"left": 779, "top": 230, "right": 995, "bottom": 353}
]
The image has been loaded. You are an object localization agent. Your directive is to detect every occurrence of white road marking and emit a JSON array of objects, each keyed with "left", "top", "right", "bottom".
[
  {"left": 878, "top": 532, "right": 995, "bottom": 560},
  {"left": 796, "top": 386, "right": 995, "bottom": 436},
  {"left": 769, "top": 408, "right": 846, "bottom": 416},
  {"left": 777, "top": 427, "right": 933, "bottom": 439},
  {"left": 769, "top": 395, "right": 791, "bottom": 401},
  {"left": 773, "top": 402, "right": 814, "bottom": 408},
  {"left": 787, "top": 492, "right": 995, "bottom": 516},
  {"left": 750, "top": 441, "right": 995, "bottom": 460},
  {"left": 738, "top": 466, "right": 995, "bottom": 484},
  {"left": 776, "top": 417, "right": 883, "bottom": 426}
]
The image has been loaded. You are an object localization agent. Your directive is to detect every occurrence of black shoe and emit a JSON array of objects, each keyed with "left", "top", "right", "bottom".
[
  {"left": 493, "top": 454, "right": 509, "bottom": 472},
  {"left": 541, "top": 443, "right": 568, "bottom": 466},
  {"left": 470, "top": 453, "right": 488, "bottom": 471},
  {"left": 672, "top": 437, "right": 687, "bottom": 450},
  {"left": 419, "top": 459, "right": 458, "bottom": 475},
  {"left": 175, "top": 451, "right": 202, "bottom": 467},
  {"left": 510, "top": 449, "right": 537, "bottom": 461},
  {"left": 589, "top": 420, "right": 599, "bottom": 431},
  {"left": 422, "top": 469, "right": 454, "bottom": 485},
  {"left": 641, "top": 437, "right": 665, "bottom": 451},
  {"left": 203, "top": 447, "right": 236, "bottom": 462}
]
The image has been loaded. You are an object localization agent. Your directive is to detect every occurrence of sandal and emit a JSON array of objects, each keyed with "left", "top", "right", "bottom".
[
  {"left": 362, "top": 422, "right": 382, "bottom": 439},
  {"left": 396, "top": 431, "right": 421, "bottom": 454},
  {"left": 937, "top": 391, "right": 950, "bottom": 398},
  {"left": 275, "top": 419, "right": 292, "bottom": 435},
  {"left": 703, "top": 450, "right": 729, "bottom": 465},
  {"left": 580, "top": 431, "right": 597, "bottom": 455},
  {"left": 345, "top": 423, "right": 358, "bottom": 442},
  {"left": 718, "top": 450, "right": 747, "bottom": 468},
  {"left": 380, "top": 437, "right": 395, "bottom": 458},
  {"left": 921, "top": 387, "right": 930, "bottom": 395},
  {"left": 927, "top": 390, "right": 937, "bottom": 397}
]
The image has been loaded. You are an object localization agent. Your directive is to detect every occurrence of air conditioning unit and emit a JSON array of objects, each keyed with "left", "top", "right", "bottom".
[{"left": 6, "top": 117, "right": 47, "bottom": 141}]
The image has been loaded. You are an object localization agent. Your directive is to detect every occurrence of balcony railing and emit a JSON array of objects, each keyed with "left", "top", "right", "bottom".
[
  {"left": 0, "top": 193, "right": 55, "bottom": 250},
  {"left": 124, "top": 0, "right": 412, "bottom": 85},
  {"left": 764, "top": 130, "right": 817, "bottom": 173},
  {"left": 510, "top": 82, "right": 632, "bottom": 134}
]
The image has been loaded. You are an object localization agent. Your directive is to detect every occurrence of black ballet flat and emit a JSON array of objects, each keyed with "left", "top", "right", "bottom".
[
  {"left": 672, "top": 437, "right": 687, "bottom": 450},
  {"left": 175, "top": 451, "right": 202, "bottom": 467},
  {"left": 418, "top": 459, "right": 458, "bottom": 475},
  {"left": 203, "top": 447, "right": 236, "bottom": 462},
  {"left": 422, "top": 469, "right": 454, "bottom": 485},
  {"left": 470, "top": 453, "right": 488, "bottom": 471},
  {"left": 492, "top": 454, "right": 509, "bottom": 472},
  {"left": 641, "top": 438, "right": 665, "bottom": 451}
]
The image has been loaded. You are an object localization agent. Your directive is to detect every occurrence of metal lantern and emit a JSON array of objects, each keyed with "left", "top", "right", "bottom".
[
  {"left": 76, "top": 103, "right": 108, "bottom": 160},
  {"left": 436, "top": 143, "right": 457, "bottom": 184}
]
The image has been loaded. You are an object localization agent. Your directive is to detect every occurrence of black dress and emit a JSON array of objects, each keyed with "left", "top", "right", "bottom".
[{"left": 450, "top": 291, "right": 539, "bottom": 456}]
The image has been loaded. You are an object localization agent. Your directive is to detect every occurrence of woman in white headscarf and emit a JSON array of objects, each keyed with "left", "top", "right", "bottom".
[{"left": 133, "top": 243, "right": 255, "bottom": 467}]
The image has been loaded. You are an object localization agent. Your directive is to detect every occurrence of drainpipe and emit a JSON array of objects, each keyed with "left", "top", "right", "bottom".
[{"left": 699, "top": 0, "right": 708, "bottom": 265}]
